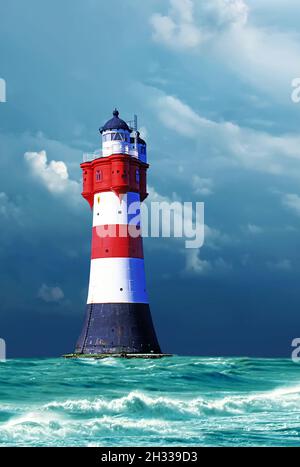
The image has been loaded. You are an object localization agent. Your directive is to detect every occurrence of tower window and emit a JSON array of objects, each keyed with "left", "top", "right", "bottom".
[
  {"left": 96, "top": 170, "right": 102, "bottom": 181},
  {"left": 103, "top": 134, "right": 112, "bottom": 142},
  {"left": 135, "top": 169, "right": 140, "bottom": 183},
  {"left": 111, "top": 132, "right": 123, "bottom": 141}
]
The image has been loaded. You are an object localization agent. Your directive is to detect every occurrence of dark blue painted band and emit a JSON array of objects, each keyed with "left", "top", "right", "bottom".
[{"left": 75, "top": 303, "right": 161, "bottom": 354}]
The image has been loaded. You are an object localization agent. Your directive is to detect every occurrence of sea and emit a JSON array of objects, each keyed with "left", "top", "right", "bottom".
[{"left": 0, "top": 356, "right": 299, "bottom": 447}]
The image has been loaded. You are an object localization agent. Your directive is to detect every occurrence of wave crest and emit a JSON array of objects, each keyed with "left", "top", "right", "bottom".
[{"left": 44, "top": 385, "right": 300, "bottom": 418}]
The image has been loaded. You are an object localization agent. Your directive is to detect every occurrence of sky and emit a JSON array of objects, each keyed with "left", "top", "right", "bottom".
[{"left": 0, "top": 0, "right": 300, "bottom": 357}]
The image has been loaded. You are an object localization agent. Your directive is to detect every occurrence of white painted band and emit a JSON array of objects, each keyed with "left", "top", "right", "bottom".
[
  {"left": 87, "top": 257, "right": 149, "bottom": 304},
  {"left": 93, "top": 192, "right": 141, "bottom": 227}
]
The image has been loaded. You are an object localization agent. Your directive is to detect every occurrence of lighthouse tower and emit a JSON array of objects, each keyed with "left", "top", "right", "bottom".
[{"left": 75, "top": 109, "right": 161, "bottom": 355}]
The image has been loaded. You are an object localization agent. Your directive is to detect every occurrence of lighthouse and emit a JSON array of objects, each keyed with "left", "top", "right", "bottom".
[{"left": 74, "top": 109, "right": 162, "bottom": 356}]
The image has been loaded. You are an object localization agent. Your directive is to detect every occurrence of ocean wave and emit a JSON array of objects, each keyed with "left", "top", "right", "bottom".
[
  {"left": 1, "top": 358, "right": 300, "bottom": 446},
  {"left": 44, "top": 391, "right": 198, "bottom": 418},
  {"left": 43, "top": 384, "right": 300, "bottom": 418},
  {"left": 2, "top": 382, "right": 300, "bottom": 447},
  {"left": 76, "top": 357, "right": 123, "bottom": 367},
  {"left": 0, "top": 410, "right": 176, "bottom": 447}
]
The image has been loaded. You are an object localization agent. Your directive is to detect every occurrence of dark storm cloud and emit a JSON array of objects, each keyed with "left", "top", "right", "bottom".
[{"left": 0, "top": 0, "right": 299, "bottom": 356}]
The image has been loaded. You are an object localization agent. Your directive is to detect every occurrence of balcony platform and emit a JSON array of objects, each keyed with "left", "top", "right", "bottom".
[{"left": 63, "top": 353, "right": 173, "bottom": 360}]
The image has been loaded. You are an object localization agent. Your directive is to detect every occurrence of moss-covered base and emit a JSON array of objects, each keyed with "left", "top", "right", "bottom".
[{"left": 63, "top": 353, "right": 172, "bottom": 360}]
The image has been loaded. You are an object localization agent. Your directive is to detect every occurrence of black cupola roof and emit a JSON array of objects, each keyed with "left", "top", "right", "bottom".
[{"left": 100, "top": 109, "right": 131, "bottom": 134}]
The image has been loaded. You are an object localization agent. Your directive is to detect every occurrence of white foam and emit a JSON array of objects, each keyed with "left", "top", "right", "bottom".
[{"left": 2, "top": 384, "right": 300, "bottom": 446}]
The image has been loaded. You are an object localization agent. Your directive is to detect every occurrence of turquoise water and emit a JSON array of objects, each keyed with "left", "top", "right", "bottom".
[{"left": 0, "top": 357, "right": 300, "bottom": 447}]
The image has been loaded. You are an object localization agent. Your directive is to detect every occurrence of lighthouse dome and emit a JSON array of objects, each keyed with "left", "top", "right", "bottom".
[{"left": 100, "top": 109, "right": 131, "bottom": 134}]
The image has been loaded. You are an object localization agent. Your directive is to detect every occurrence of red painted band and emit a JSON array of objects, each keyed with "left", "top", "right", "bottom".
[
  {"left": 81, "top": 154, "right": 149, "bottom": 208},
  {"left": 91, "top": 225, "right": 144, "bottom": 259}
]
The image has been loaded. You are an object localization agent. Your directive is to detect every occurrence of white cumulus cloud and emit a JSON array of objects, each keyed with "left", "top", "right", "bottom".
[
  {"left": 149, "top": 88, "right": 300, "bottom": 179},
  {"left": 150, "top": 0, "right": 203, "bottom": 50},
  {"left": 185, "top": 249, "right": 232, "bottom": 275},
  {"left": 150, "top": 0, "right": 300, "bottom": 100},
  {"left": 282, "top": 193, "right": 300, "bottom": 216},
  {"left": 192, "top": 176, "right": 214, "bottom": 196},
  {"left": 245, "top": 223, "right": 264, "bottom": 234},
  {"left": 267, "top": 259, "right": 292, "bottom": 272},
  {"left": 0, "top": 192, "right": 20, "bottom": 219},
  {"left": 24, "top": 150, "right": 81, "bottom": 202},
  {"left": 150, "top": 0, "right": 248, "bottom": 50},
  {"left": 37, "top": 284, "right": 64, "bottom": 303}
]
